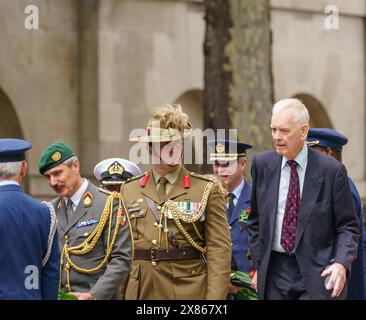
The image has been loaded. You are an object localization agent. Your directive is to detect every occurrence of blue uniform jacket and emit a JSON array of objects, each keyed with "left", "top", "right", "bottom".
[
  {"left": 347, "top": 178, "right": 366, "bottom": 300},
  {"left": 0, "top": 184, "right": 60, "bottom": 299},
  {"left": 228, "top": 180, "right": 252, "bottom": 272}
]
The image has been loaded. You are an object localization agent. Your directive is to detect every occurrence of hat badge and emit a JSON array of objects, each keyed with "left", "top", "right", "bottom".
[
  {"left": 52, "top": 151, "right": 62, "bottom": 162},
  {"left": 216, "top": 143, "right": 225, "bottom": 153},
  {"left": 108, "top": 161, "right": 124, "bottom": 175}
]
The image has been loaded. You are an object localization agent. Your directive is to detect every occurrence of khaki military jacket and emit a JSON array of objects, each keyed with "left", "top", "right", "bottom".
[
  {"left": 121, "top": 166, "right": 231, "bottom": 300},
  {"left": 52, "top": 180, "right": 132, "bottom": 300}
]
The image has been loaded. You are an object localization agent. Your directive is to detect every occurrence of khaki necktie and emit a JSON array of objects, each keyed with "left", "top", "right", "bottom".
[
  {"left": 158, "top": 176, "right": 168, "bottom": 202},
  {"left": 66, "top": 200, "right": 74, "bottom": 225}
]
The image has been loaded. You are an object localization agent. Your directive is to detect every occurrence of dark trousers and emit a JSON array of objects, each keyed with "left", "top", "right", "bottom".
[{"left": 264, "top": 251, "right": 309, "bottom": 300}]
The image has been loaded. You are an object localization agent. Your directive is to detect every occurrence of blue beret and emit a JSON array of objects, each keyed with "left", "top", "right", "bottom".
[
  {"left": 208, "top": 139, "right": 253, "bottom": 162},
  {"left": 307, "top": 128, "right": 348, "bottom": 152},
  {"left": 0, "top": 138, "right": 32, "bottom": 162}
]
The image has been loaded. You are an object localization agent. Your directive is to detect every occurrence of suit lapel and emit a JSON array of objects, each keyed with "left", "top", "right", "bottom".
[
  {"left": 229, "top": 181, "right": 251, "bottom": 225},
  {"left": 65, "top": 182, "right": 95, "bottom": 234},
  {"left": 167, "top": 166, "right": 188, "bottom": 201},
  {"left": 56, "top": 198, "right": 68, "bottom": 233},
  {"left": 140, "top": 170, "right": 161, "bottom": 204},
  {"left": 295, "top": 148, "right": 323, "bottom": 250},
  {"left": 264, "top": 154, "right": 282, "bottom": 244}
]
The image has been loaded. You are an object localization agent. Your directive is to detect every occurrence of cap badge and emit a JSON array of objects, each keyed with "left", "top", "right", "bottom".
[
  {"left": 108, "top": 161, "right": 124, "bottom": 175},
  {"left": 52, "top": 151, "right": 62, "bottom": 162},
  {"left": 216, "top": 143, "right": 225, "bottom": 153}
]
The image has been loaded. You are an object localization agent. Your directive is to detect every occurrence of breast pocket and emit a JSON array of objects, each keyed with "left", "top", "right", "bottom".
[{"left": 127, "top": 208, "right": 147, "bottom": 240}]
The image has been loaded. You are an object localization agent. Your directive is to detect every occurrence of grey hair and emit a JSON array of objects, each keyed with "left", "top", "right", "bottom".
[
  {"left": 0, "top": 161, "right": 22, "bottom": 179},
  {"left": 272, "top": 98, "right": 310, "bottom": 127},
  {"left": 63, "top": 155, "right": 78, "bottom": 167}
]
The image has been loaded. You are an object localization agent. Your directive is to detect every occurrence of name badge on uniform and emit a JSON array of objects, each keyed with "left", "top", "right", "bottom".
[{"left": 76, "top": 218, "right": 99, "bottom": 228}]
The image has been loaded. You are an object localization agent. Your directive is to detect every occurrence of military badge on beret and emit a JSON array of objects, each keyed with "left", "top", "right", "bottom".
[
  {"left": 52, "top": 151, "right": 62, "bottom": 162},
  {"left": 83, "top": 191, "right": 93, "bottom": 207}
]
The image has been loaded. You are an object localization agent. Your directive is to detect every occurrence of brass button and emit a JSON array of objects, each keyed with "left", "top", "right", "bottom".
[
  {"left": 191, "top": 270, "right": 196, "bottom": 275},
  {"left": 154, "top": 222, "right": 158, "bottom": 227},
  {"left": 139, "top": 210, "right": 145, "bottom": 216},
  {"left": 131, "top": 214, "right": 135, "bottom": 218},
  {"left": 157, "top": 205, "right": 162, "bottom": 210},
  {"left": 152, "top": 239, "right": 157, "bottom": 245},
  {"left": 64, "top": 235, "right": 68, "bottom": 241},
  {"left": 83, "top": 232, "right": 89, "bottom": 237},
  {"left": 231, "top": 242, "right": 233, "bottom": 247},
  {"left": 229, "top": 226, "right": 232, "bottom": 231},
  {"left": 151, "top": 261, "right": 157, "bottom": 266}
]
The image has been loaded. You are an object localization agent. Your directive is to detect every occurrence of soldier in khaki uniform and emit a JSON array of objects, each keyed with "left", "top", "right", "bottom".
[
  {"left": 121, "top": 104, "right": 231, "bottom": 300},
  {"left": 38, "top": 143, "right": 132, "bottom": 300}
]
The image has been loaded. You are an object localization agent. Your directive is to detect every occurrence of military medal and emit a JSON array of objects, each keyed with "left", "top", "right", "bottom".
[
  {"left": 76, "top": 218, "right": 99, "bottom": 228},
  {"left": 83, "top": 192, "right": 93, "bottom": 207}
]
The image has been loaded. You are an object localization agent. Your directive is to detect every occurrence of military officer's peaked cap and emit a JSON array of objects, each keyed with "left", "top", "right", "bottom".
[
  {"left": 94, "top": 158, "right": 141, "bottom": 185},
  {"left": 208, "top": 139, "right": 253, "bottom": 162},
  {"left": 38, "top": 142, "right": 75, "bottom": 174},
  {"left": 129, "top": 104, "right": 193, "bottom": 142},
  {"left": 307, "top": 128, "right": 348, "bottom": 152},
  {"left": 0, "top": 138, "right": 32, "bottom": 162}
]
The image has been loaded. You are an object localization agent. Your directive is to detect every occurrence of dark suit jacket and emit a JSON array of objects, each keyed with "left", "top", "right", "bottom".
[
  {"left": 0, "top": 184, "right": 60, "bottom": 300},
  {"left": 229, "top": 181, "right": 252, "bottom": 272},
  {"left": 248, "top": 147, "right": 359, "bottom": 299}
]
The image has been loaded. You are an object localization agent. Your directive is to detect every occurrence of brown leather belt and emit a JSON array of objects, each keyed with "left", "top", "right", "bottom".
[{"left": 134, "top": 247, "right": 201, "bottom": 261}]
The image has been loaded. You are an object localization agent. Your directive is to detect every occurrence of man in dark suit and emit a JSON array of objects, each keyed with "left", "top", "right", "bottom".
[
  {"left": 38, "top": 142, "right": 132, "bottom": 300},
  {"left": 307, "top": 128, "right": 365, "bottom": 300},
  {"left": 248, "top": 98, "right": 359, "bottom": 300},
  {"left": 209, "top": 139, "right": 254, "bottom": 297},
  {"left": 0, "top": 138, "right": 59, "bottom": 299}
]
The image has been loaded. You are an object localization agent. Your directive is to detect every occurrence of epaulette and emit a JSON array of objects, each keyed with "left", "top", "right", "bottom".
[
  {"left": 98, "top": 188, "right": 113, "bottom": 195},
  {"left": 189, "top": 172, "right": 216, "bottom": 183}
]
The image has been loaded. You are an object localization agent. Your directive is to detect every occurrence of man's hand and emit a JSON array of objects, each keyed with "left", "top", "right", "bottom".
[
  {"left": 251, "top": 271, "right": 258, "bottom": 292},
  {"left": 321, "top": 263, "right": 347, "bottom": 298},
  {"left": 69, "top": 292, "right": 94, "bottom": 300},
  {"left": 228, "top": 282, "right": 242, "bottom": 294}
]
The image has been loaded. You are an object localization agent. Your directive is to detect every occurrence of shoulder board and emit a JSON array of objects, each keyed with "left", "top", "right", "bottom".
[
  {"left": 189, "top": 172, "right": 216, "bottom": 183},
  {"left": 123, "top": 172, "right": 146, "bottom": 184},
  {"left": 98, "top": 188, "right": 113, "bottom": 195}
]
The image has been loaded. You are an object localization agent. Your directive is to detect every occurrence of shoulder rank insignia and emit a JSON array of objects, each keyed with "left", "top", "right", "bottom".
[
  {"left": 83, "top": 191, "right": 93, "bottom": 207},
  {"left": 76, "top": 218, "right": 99, "bottom": 228}
]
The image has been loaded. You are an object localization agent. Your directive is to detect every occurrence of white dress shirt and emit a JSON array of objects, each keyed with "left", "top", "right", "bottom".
[
  {"left": 64, "top": 179, "right": 88, "bottom": 211},
  {"left": 0, "top": 181, "right": 20, "bottom": 187},
  {"left": 272, "top": 143, "right": 308, "bottom": 253},
  {"left": 227, "top": 179, "right": 245, "bottom": 208}
]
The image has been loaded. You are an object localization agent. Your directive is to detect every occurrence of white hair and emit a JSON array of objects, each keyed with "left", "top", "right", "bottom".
[
  {"left": 0, "top": 161, "right": 22, "bottom": 179},
  {"left": 272, "top": 98, "right": 310, "bottom": 127},
  {"left": 63, "top": 155, "right": 78, "bottom": 167}
]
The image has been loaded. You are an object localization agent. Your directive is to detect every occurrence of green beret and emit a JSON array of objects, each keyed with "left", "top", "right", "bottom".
[{"left": 38, "top": 142, "right": 75, "bottom": 175}]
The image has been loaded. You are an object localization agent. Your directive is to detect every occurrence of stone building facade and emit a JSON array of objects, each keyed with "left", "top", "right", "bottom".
[{"left": 0, "top": 0, "right": 365, "bottom": 199}]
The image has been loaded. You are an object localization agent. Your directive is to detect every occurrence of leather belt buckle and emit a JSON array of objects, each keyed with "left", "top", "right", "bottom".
[{"left": 150, "top": 247, "right": 159, "bottom": 262}]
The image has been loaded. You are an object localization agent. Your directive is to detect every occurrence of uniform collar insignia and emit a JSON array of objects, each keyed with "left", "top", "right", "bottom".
[{"left": 83, "top": 191, "right": 93, "bottom": 207}]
